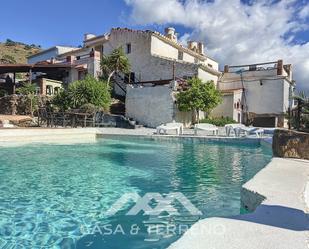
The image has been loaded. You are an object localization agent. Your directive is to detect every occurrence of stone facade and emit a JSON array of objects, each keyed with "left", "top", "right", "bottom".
[
  {"left": 0, "top": 95, "right": 49, "bottom": 115},
  {"left": 273, "top": 129, "right": 309, "bottom": 160}
]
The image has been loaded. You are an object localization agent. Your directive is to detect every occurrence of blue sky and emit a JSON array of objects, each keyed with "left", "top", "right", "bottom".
[
  {"left": 1, "top": 0, "right": 129, "bottom": 47},
  {"left": 1, "top": 0, "right": 308, "bottom": 90}
]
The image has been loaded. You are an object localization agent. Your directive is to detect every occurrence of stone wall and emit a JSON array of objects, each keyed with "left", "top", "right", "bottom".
[
  {"left": 0, "top": 95, "right": 49, "bottom": 115},
  {"left": 273, "top": 129, "right": 309, "bottom": 160}
]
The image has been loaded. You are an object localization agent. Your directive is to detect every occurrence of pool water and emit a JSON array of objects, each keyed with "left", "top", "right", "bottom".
[{"left": 0, "top": 137, "right": 272, "bottom": 249}]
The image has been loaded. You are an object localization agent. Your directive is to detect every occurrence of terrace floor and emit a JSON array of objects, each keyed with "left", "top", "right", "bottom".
[{"left": 168, "top": 157, "right": 309, "bottom": 249}]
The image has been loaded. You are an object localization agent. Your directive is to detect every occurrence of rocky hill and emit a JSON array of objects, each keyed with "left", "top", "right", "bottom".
[{"left": 0, "top": 39, "right": 41, "bottom": 64}]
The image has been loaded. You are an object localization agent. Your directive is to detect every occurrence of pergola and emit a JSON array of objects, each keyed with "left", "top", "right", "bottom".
[{"left": 0, "top": 63, "right": 72, "bottom": 94}]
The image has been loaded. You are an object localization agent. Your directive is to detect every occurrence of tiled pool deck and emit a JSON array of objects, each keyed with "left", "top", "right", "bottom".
[{"left": 0, "top": 127, "right": 308, "bottom": 248}]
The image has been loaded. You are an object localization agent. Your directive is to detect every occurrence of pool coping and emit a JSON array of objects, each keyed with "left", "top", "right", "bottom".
[
  {"left": 0, "top": 127, "right": 265, "bottom": 146},
  {"left": 168, "top": 157, "right": 309, "bottom": 249}
]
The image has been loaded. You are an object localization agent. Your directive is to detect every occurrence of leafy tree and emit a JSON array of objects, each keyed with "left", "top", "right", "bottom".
[
  {"left": 16, "top": 83, "right": 38, "bottom": 116},
  {"left": 16, "top": 83, "right": 36, "bottom": 95},
  {"left": 101, "top": 47, "right": 130, "bottom": 84},
  {"left": 51, "top": 90, "right": 71, "bottom": 111},
  {"left": 0, "top": 89, "right": 7, "bottom": 97},
  {"left": 52, "top": 76, "right": 111, "bottom": 111},
  {"left": 291, "top": 91, "right": 309, "bottom": 130},
  {"left": 176, "top": 78, "right": 222, "bottom": 123}
]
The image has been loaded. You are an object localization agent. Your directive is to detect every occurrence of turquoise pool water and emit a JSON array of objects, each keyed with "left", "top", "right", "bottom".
[{"left": 0, "top": 137, "right": 272, "bottom": 249}]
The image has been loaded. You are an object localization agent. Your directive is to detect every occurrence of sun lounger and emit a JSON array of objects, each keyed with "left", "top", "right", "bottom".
[
  {"left": 225, "top": 123, "right": 246, "bottom": 136},
  {"left": 156, "top": 122, "right": 183, "bottom": 135},
  {"left": 225, "top": 123, "right": 264, "bottom": 137},
  {"left": 194, "top": 123, "right": 218, "bottom": 136},
  {"left": 235, "top": 126, "right": 264, "bottom": 137}
]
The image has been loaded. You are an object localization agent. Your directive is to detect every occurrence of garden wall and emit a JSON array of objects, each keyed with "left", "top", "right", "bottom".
[{"left": 0, "top": 95, "right": 49, "bottom": 115}]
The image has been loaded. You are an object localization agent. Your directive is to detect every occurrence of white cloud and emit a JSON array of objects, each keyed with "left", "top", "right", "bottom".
[
  {"left": 125, "top": 0, "right": 309, "bottom": 91},
  {"left": 299, "top": 4, "right": 309, "bottom": 19}
]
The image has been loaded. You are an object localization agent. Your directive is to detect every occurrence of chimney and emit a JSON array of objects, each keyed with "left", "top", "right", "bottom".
[
  {"left": 84, "top": 33, "right": 96, "bottom": 41},
  {"left": 198, "top": 42, "right": 204, "bottom": 55},
  {"left": 277, "top": 59, "right": 283, "bottom": 75},
  {"left": 164, "top": 27, "right": 177, "bottom": 42},
  {"left": 90, "top": 49, "right": 100, "bottom": 58},
  {"left": 187, "top": 41, "right": 198, "bottom": 52},
  {"left": 224, "top": 65, "right": 229, "bottom": 73}
]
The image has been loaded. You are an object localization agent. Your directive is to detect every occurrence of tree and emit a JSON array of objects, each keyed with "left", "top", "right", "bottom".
[
  {"left": 292, "top": 91, "right": 309, "bottom": 130},
  {"left": 52, "top": 76, "right": 111, "bottom": 111},
  {"left": 101, "top": 47, "right": 130, "bottom": 84},
  {"left": 16, "top": 83, "right": 38, "bottom": 116},
  {"left": 176, "top": 78, "right": 222, "bottom": 123}
]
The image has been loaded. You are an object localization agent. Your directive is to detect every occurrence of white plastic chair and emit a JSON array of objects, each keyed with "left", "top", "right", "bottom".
[
  {"left": 156, "top": 122, "right": 183, "bottom": 135},
  {"left": 194, "top": 123, "right": 218, "bottom": 136}
]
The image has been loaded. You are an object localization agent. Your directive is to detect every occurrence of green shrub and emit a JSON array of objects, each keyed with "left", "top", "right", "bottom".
[
  {"left": 0, "top": 89, "right": 7, "bottom": 97},
  {"left": 5, "top": 39, "right": 17, "bottom": 46},
  {"left": 80, "top": 103, "right": 98, "bottom": 113},
  {"left": 16, "top": 83, "right": 38, "bottom": 116},
  {"left": 52, "top": 76, "right": 111, "bottom": 112},
  {"left": 51, "top": 90, "right": 71, "bottom": 111},
  {"left": 200, "top": 116, "right": 237, "bottom": 126}
]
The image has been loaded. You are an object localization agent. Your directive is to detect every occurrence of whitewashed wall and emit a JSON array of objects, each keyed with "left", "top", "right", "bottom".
[
  {"left": 126, "top": 85, "right": 174, "bottom": 127},
  {"left": 28, "top": 46, "right": 76, "bottom": 64},
  {"left": 244, "top": 79, "right": 285, "bottom": 114},
  {"left": 198, "top": 68, "right": 219, "bottom": 83},
  {"left": 102, "top": 30, "right": 152, "bottom": 82},
  {"left": 211, "top": 94, "right": 234, "bottom": 119},
  {"left": 126, "top": 84, "right": 194, "bottom": 127},
  {"left": 219, "top": 70, "right": 292, "bottom": 116}
]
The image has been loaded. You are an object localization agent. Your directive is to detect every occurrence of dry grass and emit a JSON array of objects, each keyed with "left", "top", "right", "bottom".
[{"left": 0, "top": 42, "right": 41, "bottom": 64}]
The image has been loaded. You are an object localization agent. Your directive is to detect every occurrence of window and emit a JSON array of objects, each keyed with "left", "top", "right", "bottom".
[
  {"left": 126, "top": 43, "right": 131, "bottom": 54},
  {"left": 207, "top": 63, "right": 213, "bottom": 68},
  {"left": 46, "top": 85, "right": 53, "bottom": 96},
  {"left": 178, "top": 51, "right": 183, "bottom": 60},
  {"left": 54, "top": 87, "right": 61, "bottom": 95},
  {"left": 78, "top": 71, "right": 86, "bottom": 80}
]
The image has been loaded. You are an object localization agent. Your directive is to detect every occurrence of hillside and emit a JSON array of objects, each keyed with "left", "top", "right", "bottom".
[{"left": 0, "top": 39, "right": 41, "bottom": 64}]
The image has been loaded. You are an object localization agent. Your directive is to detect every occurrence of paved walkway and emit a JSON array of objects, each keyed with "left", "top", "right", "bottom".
[{"left": 168, "top": 158, "right": 309, "bottom": 249}]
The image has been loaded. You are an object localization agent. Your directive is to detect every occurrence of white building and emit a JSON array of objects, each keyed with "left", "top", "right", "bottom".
[
  {"left": 211, "top": 60, "right": 295, "bottom": 127},
  {"left": 28, "top": 27, "right": 221, "bottom": 127},
  {"left": 28, "top": 46, "right": 78, "bottom": 64},
  {"left": 28, "top": 28, "right": 294, "bottom": 128}
]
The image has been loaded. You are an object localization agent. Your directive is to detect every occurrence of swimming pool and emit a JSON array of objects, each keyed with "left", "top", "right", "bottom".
[{"left": 0, "top": 137, "right": 272, "bottom": 249}]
